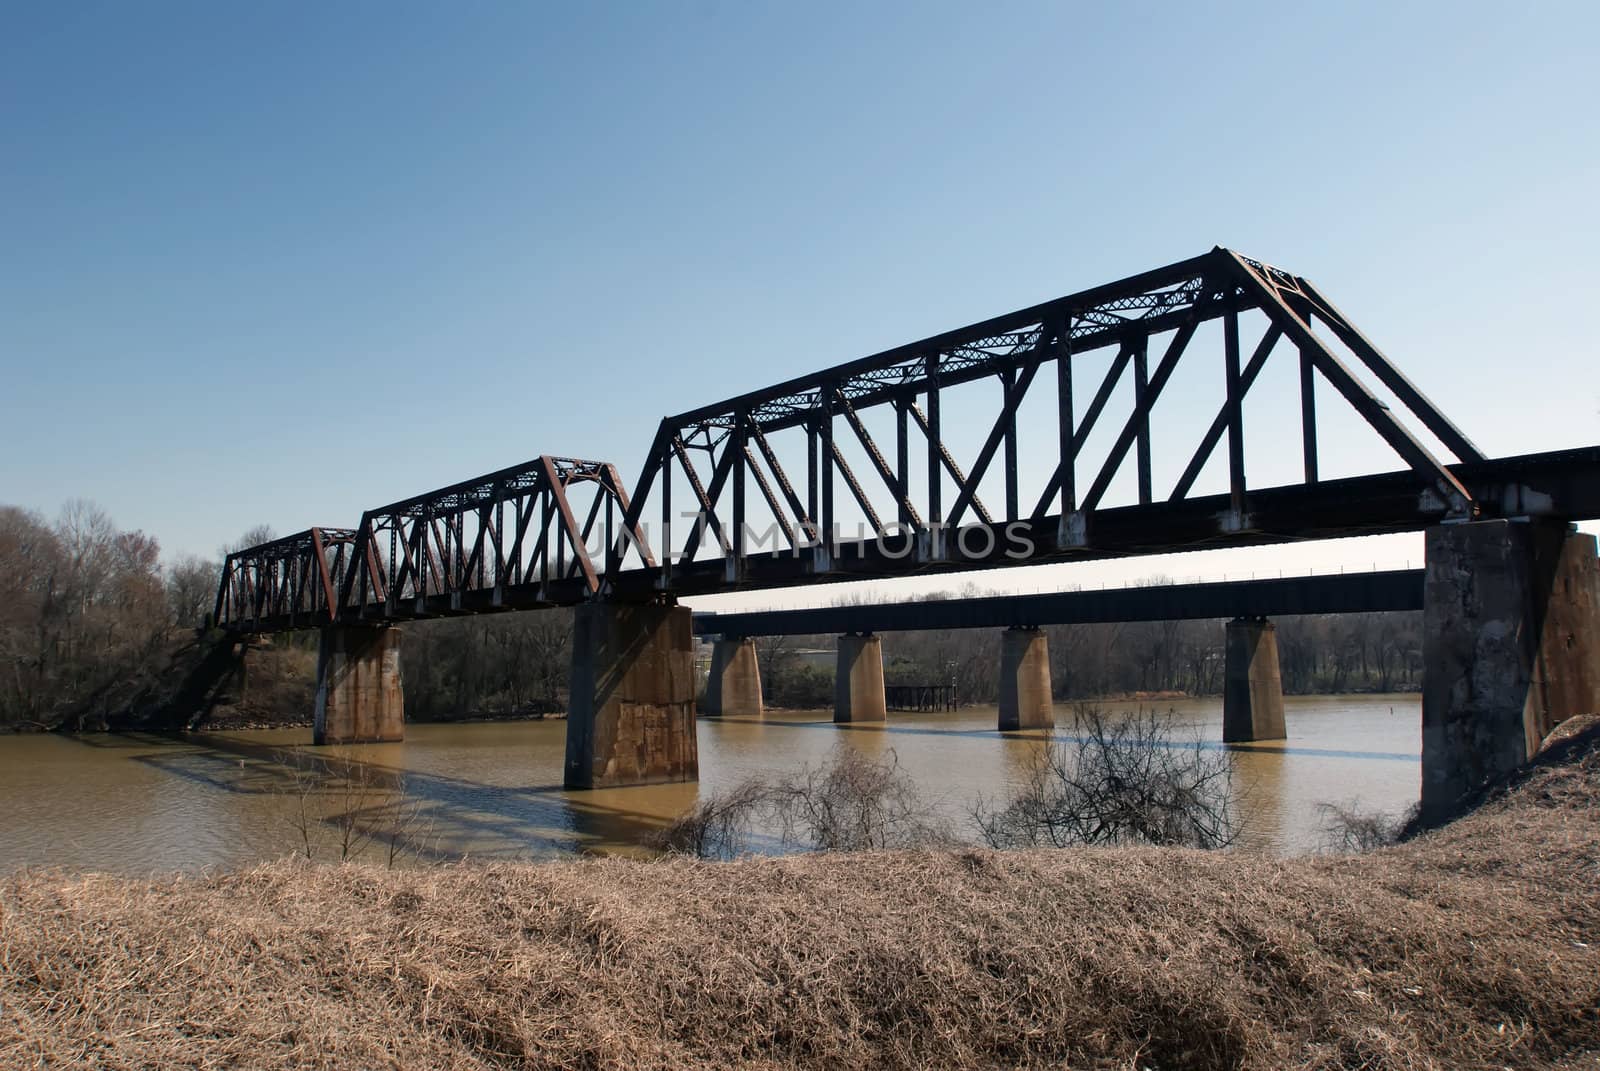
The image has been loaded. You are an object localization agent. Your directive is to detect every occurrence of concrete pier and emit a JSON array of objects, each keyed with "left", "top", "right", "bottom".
[
  {"left": 313, "top": 625, "right": 405, "bottom": 745},
  {"left": 1421, "top": 519, "right": 1600, "bottom": 820},
  {"left": 565, "top": 602, "right": 698, "bottom": 789},
  {"left": 834, "top": 633, "right": 887, "bottom": 723},
  {"left": 998, "top": 627, "right": 1054, "bottom": 731},
  {"left": 1222, "top": 617, "right": 1286, "bottom": 743},
  {"left": 701, "top": 637, "right": 763, "bottom": 717}
]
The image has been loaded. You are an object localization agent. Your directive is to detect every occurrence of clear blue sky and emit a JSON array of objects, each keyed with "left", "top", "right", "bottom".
[{"left": 3, "top": 2, "right": 1598, "bottom": 602}]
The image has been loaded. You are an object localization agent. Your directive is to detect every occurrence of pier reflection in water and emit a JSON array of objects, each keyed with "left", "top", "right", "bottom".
[{"left": 0, "top": 694, "right": 1418, "bottom": 873}]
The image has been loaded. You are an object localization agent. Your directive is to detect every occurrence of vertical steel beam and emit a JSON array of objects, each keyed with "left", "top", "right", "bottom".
[
  {"left": 660, "top": 454, "right": 673, "bottom": 581},
  {"left": 925, "top": 354, "right": 941, "bottom": 525},
  {"left": 1133, "top": 336, "right": 1152, "bottom": 506},
  {"left": 1300, "top": 344, "right": 1319, "bottom": 485},
  {"left": 1224, "top": 304, "right": 1246, "bottom": 515},
  {"left": 1057, "top": 324, "right": 1075, "bottom": 515},
  {"left": 895, "top": 398, "right": 910, "bottom": 525},
  {"left": 820, "top": 389, "right": 836, "bottom": 558},
  {"left": 1003, "top": 366, "right": 1019, "bottom": 519},
  {"left": 807, "top": 419, "right": 819, "bottom": 531},
  {"left": 731, "top": 412, "right": 747, "bottom": 578}
]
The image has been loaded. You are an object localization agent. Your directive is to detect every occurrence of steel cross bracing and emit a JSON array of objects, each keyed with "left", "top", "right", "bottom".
[
  {"left": 601, "top": 246, "right": 1502, "bottom": 596},
  {"left": 215, "top": 247, "right": 1600, "bottom": 632},
  {"left": 213, "top": 456, "right": 648, "bottom": 632},
  {"left": 214, "top": 527, "right": 360, "bottom": 633}
]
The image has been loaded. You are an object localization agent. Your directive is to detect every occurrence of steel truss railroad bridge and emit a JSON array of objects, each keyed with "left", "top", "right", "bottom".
[{"left": 213, "top": 248, "right": 1600, "bottom": 818}]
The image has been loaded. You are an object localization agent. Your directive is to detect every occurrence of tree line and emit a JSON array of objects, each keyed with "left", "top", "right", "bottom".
[
  {"left": 0, "top": 502, "right": 216, "bottom": 728},
  {"left": 0, "top": 500, "right": 1421, "bottom": 730}
]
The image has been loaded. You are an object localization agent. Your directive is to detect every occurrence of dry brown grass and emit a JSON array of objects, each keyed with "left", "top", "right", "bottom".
[{"left": 4, "top": 733, "right": 1600, "bottom": 1070}]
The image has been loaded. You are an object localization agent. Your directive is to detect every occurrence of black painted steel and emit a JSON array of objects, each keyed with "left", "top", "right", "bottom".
[
  {"left": 694, "top": 570, "right": 1425, "bottom": 638},
  {"left": 214, "top": 247, "right": 1600, "bottom": 635}
]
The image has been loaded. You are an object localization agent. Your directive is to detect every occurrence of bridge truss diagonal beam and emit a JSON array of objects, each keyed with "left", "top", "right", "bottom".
[{"left": 606, "top": 246, "right": 1508, "bottom": 600}]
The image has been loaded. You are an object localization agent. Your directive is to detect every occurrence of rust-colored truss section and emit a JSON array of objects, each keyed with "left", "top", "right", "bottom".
[
  {"left": 213, "top": 456, "right": 646, "bottom": 632},
  {"left": 213, "top": 527, "right": 360, "bottom": 632}
]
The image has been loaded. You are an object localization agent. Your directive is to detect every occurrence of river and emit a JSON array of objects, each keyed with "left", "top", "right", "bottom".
[{"left": 0, "top": 694, "right": 1419, "bottom": 872}]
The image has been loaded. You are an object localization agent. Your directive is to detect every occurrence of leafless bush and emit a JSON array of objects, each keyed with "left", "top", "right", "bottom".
[
  {"left": 975, "top": 705, "right": 1238, "bottom": 849},
  {"left": 646, "top": 778, "right": 772, "bottom": 860},
  {"left": 1318, "top": 800, "right": 1413, "bottom": 853},
  {"left": 281, "top": 755, "right": 435, "bottom": 866},
  {"left": 650, "top": 745, "right": 949, "bottom": 858},
  {"left": 771, "top": 745, "right": 951, "bottom": 851}
]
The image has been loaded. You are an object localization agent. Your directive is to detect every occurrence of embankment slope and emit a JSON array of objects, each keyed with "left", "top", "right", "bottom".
[{"left": 3, "top": 731, "right": 1598, "bottom": 1070}]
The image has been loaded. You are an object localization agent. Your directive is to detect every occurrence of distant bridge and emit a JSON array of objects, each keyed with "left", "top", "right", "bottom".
[
  {"left": 691, "top": 569, "right": 1425, "bottom": 638},
  {"left": 210, "top": 247, "right": 1600, "bottom": 818}
]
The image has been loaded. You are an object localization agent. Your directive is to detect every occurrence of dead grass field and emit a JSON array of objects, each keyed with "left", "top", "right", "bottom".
[{"left": 3, "top": 730, "right": 1599, "bottom": 1070}]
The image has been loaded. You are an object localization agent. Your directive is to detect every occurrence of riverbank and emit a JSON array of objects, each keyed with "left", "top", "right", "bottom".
[{"left": 3, "top": 728, "right": 1595, "bottom": 1069}]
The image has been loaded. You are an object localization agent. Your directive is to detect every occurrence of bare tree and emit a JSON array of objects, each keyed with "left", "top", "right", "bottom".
[
  {"left": 165, "top": 553, "right": 219, "bottom": 629},
  {"left": 219, "top": 524, "right": 276, "bottom": 560},
  {"left": 974, "top": 706, "right": 1239, "bottom": 850}
]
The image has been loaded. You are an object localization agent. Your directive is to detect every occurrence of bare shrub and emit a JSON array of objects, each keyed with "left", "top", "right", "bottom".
[
  {"left": 975, "top": 705, "right": 1238, "bottom": 849},
  {"left": 281, "top": 754, "right": 434, "bottom": 866},
  {"left": 771, "top": 745, "right": 952, "bottom": 851},
  {"left": 650, "top": 745, "right": 949, "bottom": 858},
  {"left": 1318, "top": 800, "right": 1413, "bottom": 853},
  {"left": 645, "top": 778, "right": 772, "bottom": 860}
]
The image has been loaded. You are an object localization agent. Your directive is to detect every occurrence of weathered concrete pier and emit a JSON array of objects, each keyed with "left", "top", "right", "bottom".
[
  {"left": 564, "top": 602, "right": 698, "bottom": 789},
  {"left": 701, "top": 636, "right": 763, "bottom": 717},
  {"left": 1421, "top": 519, "right": 1600, "bottom": 820},
  {"left": 834, "top": 633, "right": 887, "bottom": 723},
  {"left": 312, "top": 625, "right": 404, "bottom": 745},
  {"left": 1222, "top": 617, "right": 1286, "bottom": 743},
  {"left": 998, "top": 626, "right": 1054, "bottom": 731}
]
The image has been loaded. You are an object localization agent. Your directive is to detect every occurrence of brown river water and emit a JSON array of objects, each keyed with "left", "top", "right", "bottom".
[{"left": 0, "top": 694, "right": 1419, "bottom": 873}]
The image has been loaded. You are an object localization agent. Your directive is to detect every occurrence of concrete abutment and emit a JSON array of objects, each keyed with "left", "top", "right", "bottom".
[
  {"left": 702, "top": 637, "right": 763, "bottom": 717},
  {"left": 1223, "top": 617, "right": 1286, "bottom": 743},
  {"left": 835, "top": 633, "right": 887, "bottom": 723},
  {"left": 1421, "top": 519, "right": 1600, "bottom": 821},
  {"left": 565, "top": 602, "right": 698, "bottom": 789},
  {"left": 998, "top": 627, "right": 1054, "bottom": 731},
  {"left": 313, "top": 625, "right": 405, "bottom": 745}
]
